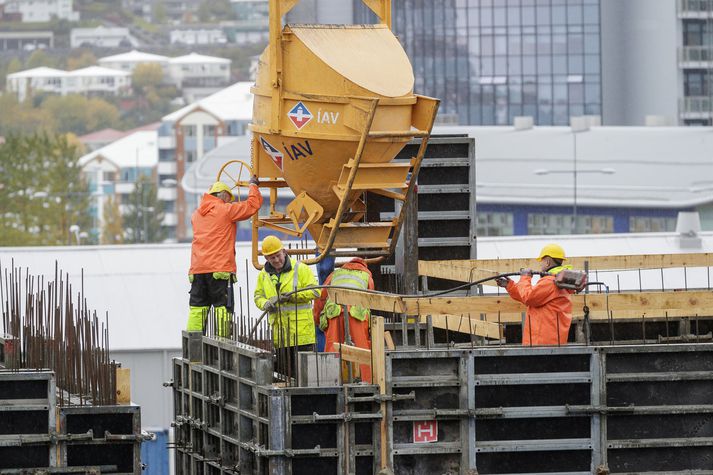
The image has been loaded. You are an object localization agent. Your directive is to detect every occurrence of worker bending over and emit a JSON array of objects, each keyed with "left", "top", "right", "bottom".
[
  {"left": 187, "top": 178, "right": 262, "bottom": 337},
  {"left": 496, "top": 244, "right": 574, "bottom": 346},
  {"left": 313, "top": 258, "right": 374, "bottom": 383},
  {"left": 254, "top": 236, "right": 319, "bottom": 377}
]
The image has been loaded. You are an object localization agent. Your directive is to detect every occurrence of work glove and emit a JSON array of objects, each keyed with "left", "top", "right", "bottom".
[
  {"left": 519, "top": 268, "right": 533, "bottom": 277},
  {"left": 248, "top": 175, "right": 260, "bottom": 187},
  {"left": 263, "top": 296, "right": 279, "bottom": 313},
  {"left": 495, "top": 277, "right": 510, "bottom": 288}
]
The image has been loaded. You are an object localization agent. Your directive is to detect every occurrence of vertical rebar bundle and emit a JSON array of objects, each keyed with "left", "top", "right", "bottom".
[{"left": 0, "top": 260, "right": 117, "bottom": 405}]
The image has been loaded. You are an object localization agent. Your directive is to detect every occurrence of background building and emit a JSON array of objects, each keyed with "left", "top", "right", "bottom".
[
  {"left": 70, "top": 26, "right": 138, "bottom": 48},
  {"left": 6, "top": 66, "right": 131, "bottom": 101},
  {"left": 1, "top": 0, "right": 78, "bottom": 22},
  {"left": 157, "top": 81, "right": 253, "bottom": 241},
  {"left": 0, "top": 31, "right": 53, "bottom": 51},
  {"left": 436, "top": 123, "right": 713, "bottom": 236}
]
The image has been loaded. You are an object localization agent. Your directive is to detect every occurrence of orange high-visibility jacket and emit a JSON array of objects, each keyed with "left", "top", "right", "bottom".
[
  {"left": 189, "top": 186, "right": 262, "bottom": 274},
  {"left": 506, "top": 274, "right": 574, "bottom": 345}
]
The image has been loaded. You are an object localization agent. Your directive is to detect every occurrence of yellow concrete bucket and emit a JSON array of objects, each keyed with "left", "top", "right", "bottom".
[{"left": 248, "top": 0, "right": 439, "bottom": 268}]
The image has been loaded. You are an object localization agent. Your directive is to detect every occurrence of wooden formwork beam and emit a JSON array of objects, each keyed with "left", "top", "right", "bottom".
[
  {"left": 418, "top": 253, "right": 713, "bottom": 283},
  {"left": 369, "top": 316, "right": 387, "bottom": 470},
  {"left": 333, "top": 343, "right": 371, "bottom": 365},
  {"left": 328, "top": 288, "right": 713, "bottom": 322},
  {"left": 421, "top": 314, "right": 503, "bottom": 339}
]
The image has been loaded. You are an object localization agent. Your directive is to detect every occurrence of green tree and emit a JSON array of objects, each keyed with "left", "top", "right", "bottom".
[
  {"left": 42, "top": 95, "right": 121, "bottom": 135},
  {"left": 197, "top": 0, "right": 235, "bottom": 22},
  {"left": 25, "top": 50, "right": 59, "bottom": 70},
  {"left": 66, "top": 50, "right": 97, "bottom": 70},
  {"left": 132, "top": 63, "right": 164, "bottom": 90},
  {"left": 6, "top": 58, "right": 23, "bottom": 75},
  {"left": 153, "top": 1, "right": 167, "bottom": 23},
  {"left": 0, "top": 94, "right": 53, "bottom": 135},
  {"left": 101, "top": 196, "right": 124, "bottom": 244},
  {"left": 0, "top": 134, "right": 92, "bottom": 246},
  {"left": 123, "top": 175, "right": 166, "bottom": 243}
]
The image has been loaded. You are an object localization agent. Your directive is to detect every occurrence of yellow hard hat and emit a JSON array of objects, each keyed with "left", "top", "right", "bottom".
[
  {"left": 537, "top": 243, "right": 566, "bottom": 261},
  {"left": 261, "top": 235, "right": 284, "bottom": 256},
  {"left": 209, "top": 182, "right": 234, "bottom": 201}
]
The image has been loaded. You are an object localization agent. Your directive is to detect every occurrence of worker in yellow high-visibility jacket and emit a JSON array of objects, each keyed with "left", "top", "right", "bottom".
[{"left": 254, "top": 235, "right": 319, "bottom": 376}]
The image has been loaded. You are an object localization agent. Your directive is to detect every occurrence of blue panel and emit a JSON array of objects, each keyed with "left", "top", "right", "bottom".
[{"left": 141, "top": 430, "right": 169, "bottom": 475}]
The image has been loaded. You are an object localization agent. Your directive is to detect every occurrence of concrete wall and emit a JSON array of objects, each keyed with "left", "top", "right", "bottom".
[
  {"left": 601, "top": 0, "right": 680, "bottom": 125},
  {"left": 112, "top": 349, "right": 181, "bottom": 430}
]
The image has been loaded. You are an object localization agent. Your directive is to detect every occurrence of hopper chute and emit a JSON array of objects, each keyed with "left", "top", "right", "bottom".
[{"left": 232, "top": 0, "right": 440, "bottom": 269}]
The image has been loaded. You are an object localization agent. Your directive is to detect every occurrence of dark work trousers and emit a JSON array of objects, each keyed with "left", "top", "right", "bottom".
[{"left": 189, "top": 274, "right": 234, "bottom": 335}]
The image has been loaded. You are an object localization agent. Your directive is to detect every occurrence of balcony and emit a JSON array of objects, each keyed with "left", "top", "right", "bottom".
[
  {"left": 678, "top": 0, "right": 713, "bottom": 18},
  {"left": 680, "top": 96, "right": 713, "bottom": 118},
  {"left": 157, "top": 187, "right": 177, "bottom": 201},
  {"left": 162, "top": 212, "right": 178, "bottom": 226},
  {"left": 678, "top": 46, "right": 713, "bottom": 67},
  {"left": 158, "top": 135, "right": 176, "bottom": 149},
  {"left": 157, "top": 161, "right": 177, "bottom": 175}
]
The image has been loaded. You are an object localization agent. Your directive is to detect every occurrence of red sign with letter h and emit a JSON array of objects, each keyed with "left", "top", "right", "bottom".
[{"left": 413, "top": 420, "right": 438, "bottom": 443}]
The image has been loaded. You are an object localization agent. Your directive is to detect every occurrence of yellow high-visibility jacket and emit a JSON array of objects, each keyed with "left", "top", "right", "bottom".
[{"left": 254, "top": 257, "right": 319, "bottom": 347}]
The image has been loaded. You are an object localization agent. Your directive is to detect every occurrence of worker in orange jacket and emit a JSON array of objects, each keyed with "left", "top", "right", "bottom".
[
  {"left": 313, "top": 258, "right": 374, "bottom": 382},
  {"left": 496, "top": 244, "right": 574, "bottom": 346},
  {"left": 188, "top": 178, "right": 263, "bottom": 337}
]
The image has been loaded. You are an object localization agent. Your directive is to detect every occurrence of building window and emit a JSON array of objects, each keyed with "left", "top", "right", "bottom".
[
  {"left": 528, "top": 213, "right": 613, "bottom": 235},
  {"left": 185, "top": 150, "right": 196, "bottom": 163},
  {"left": 684, "top": 70, "right": 710, "bottom": 97},
  {"left": 204, "top": 124, "right": 217, "bottom": 136},
  {"left": 182, "top": 125, "right": 197, "bottom": 137},
  {"left": 629, "top": 216, "right": 676, "bottom": 233},
  {"left": 476, "top": 212, "right": 514, "bottom": 236}
]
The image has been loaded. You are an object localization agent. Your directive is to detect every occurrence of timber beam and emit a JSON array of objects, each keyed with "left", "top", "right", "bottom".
[
  {"left": 418, "top": 253, "right": 713, "bottom": 284},
  {"left": 327, "top": 289, "right": 713, "bottom": 323}
]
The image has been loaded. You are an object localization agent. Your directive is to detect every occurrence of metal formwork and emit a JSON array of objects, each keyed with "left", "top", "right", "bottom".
[
  {"left": 0, "top": 370, "right": 57, "bottom": 470},
  {"left": 172, "top": 332, "right": 381, "bottom": 475},
  {"left": 58, "top": 405, "right": 142, "bottom": 474},
  {"left": 0, "top": 370, "right": 143, "bottom": 474},
  {"left": 386, "top": 343, "right": 713, "bottom": 474}
]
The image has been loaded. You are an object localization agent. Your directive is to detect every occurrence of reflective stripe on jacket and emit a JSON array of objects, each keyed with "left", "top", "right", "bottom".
[
  {"left": 189, "top": 186, "right": 263, "bottom": 274},
  {"left": 313, "top": 258, "right": 375, "bottom": 331},
  {"left": 321, "top": 268, "right": 370, "bottom": 323},
  {"left": 506, "top": 265, "right": 574, "bottom": 345},
  {"left": 254, "top": 257, "right": 319, "bottom": 347}
]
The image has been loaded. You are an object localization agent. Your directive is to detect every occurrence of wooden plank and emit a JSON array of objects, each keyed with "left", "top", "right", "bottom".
[
  {"left": 419, "top": 253, "right": 713, "bottom": 282},
  {"left": 422, "top": 314, "right": 502, "bottom": 339},
  {"left": 333, "top": 343, "right": 371, "bottom": 366},
  {"left": 370, "top": 316, "right": 387, "bottom": 470},
  {"left": 327, "top": 288, "right": 405, "bottom": 313},
  {"left": 116, "top": 367, "right": 131, "bottom": 404},
  {"left": 383, "top": 331, "right": 395, "bottom": 350}
]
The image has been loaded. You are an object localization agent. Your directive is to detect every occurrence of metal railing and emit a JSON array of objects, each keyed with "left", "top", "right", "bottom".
[
  {"left": 678, "top": 0, "right": 713, "bottom": 14},
  {"left": 679, "top": 45, "right": 713, "bottom": 63},
  {"left": 680, "top": 95, "right": 713, "bottom": 115}
]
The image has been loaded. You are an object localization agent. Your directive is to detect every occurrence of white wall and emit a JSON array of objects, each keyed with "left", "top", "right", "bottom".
[{"left": 601, "top": 0, "right": 680, "bottom": 125}]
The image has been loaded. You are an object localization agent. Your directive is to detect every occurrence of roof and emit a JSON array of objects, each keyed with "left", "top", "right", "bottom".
[
  {"left": 67, "top": 66, "right": 131, "bottom": 77},
  {"left": 71, "top": 26, "right": 130, "bottom": 35},
  {"left": 98, "top": 50, "right": 169, "bottom": 63},
  {"left": 168, "top": 52, "right": 231, "bottom": 64},
  {"left": 7, "top": 67, "right": 66, "bottom": 79},
  {"left": 79, "top": 123, "right": 160, "bottom": 146},
  {"left": 162, "top": 81, "right": 253, "bottom": 123},
  {"left": 78, "top": 130, "right": 158, "bottom": 169},
  {"left": 434, "top": 125, "right": 713, "bottom": 209},
  {"left": 3, "top": 232, "right": 713, "bottom": 350}
]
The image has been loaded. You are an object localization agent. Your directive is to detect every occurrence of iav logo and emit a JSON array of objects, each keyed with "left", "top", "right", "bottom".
[
  {"left": 259, "top": 137, "right": 283, "bottom": 170},
  {"left": 287, "top": 102, "right": 313, "bottom": 130}
]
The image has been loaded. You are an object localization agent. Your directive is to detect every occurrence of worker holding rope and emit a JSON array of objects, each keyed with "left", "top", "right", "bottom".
[{"left": 496, "top": 244, "right": 578, "bottom": 346}]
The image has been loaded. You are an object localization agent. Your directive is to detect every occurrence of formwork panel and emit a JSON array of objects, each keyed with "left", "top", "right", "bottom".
[
  {"left": 608, "top": 447, "right": 713, "bottom": 472},
  {"left": 475, "top": 450, "right": 592, "bottom": 474},
  {"left": 0, "top": 445, "right": 51, "bottom": 469},
  {"left": 474, "top": 383, "right": 591, "bottom": 408},
  {"left": 475, "top": 417, "right": 591, "bottom": 441}
]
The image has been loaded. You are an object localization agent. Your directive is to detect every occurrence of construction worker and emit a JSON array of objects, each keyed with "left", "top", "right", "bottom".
[
  {"left": 188, "top": 178, "right": 262, "bottom": 337},
  {"left": 254, "top": 235, "right": 319, "bottom": 377},
  {"left": 496, "top": 244, "right": 574, "bottom": 346},
  {"left": 313, "top": 258, "right": 374, "bottom": 383}
]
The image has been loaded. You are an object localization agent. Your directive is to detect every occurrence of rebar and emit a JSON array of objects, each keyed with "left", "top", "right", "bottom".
[{"left": 0, "top": 260, "right": 117, "bottom": 406}]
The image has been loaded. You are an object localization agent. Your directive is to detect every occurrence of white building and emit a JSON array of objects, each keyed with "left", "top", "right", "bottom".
[
  {"left": 98, "top": 50, "right": 169, "bottom": 74},
  {"left": 78, "top": 130, "right": 159, "bottom": 241},
  {"left": 70, "top": 26, "right": 137, "bottom": 48},
  {"left": 169, "top": 28, "right": 227, "bottom": 46},
  {"left": 6, "top": 66, "right": 131, "bottom": 101},
  {"left": 6, "top": 66, "right": 65, "bottom": 101},
  {"left": 2, "top": 0, "right": 78, "bottom": 22},
  {"left": 167, "top": 52, "right": 231, "bottom": 89},
  {"left": 158, "top": 81, "right": 253, "bottom": 240}
]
